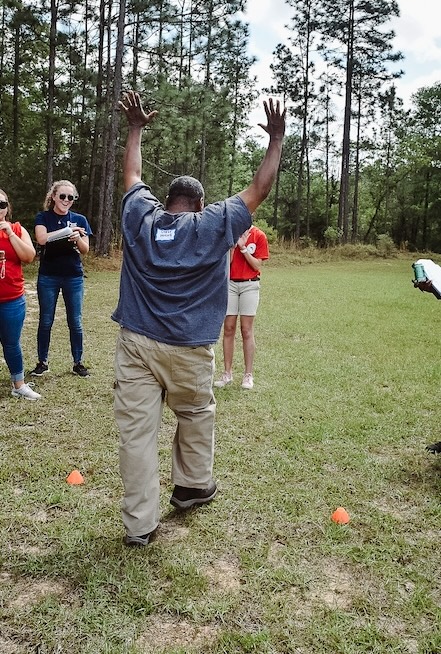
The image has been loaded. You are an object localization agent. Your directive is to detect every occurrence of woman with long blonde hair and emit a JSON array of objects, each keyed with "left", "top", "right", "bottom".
[{"left": 30, "top": 180, "right": 93, "bottom": 377}]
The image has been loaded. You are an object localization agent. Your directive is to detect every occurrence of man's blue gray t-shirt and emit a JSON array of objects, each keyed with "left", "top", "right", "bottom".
[{"left": 111, "top": 182, "right": 252, "bottom": 346}]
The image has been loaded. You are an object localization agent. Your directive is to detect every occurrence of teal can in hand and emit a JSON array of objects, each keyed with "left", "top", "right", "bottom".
[{"left": 412, "top": 263, "right": 427, "bottom": 283}]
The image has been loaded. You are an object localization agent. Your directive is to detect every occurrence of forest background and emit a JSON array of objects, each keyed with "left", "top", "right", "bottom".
[{"left": 1, "top": 0, "right": 440, "bottom": 255}]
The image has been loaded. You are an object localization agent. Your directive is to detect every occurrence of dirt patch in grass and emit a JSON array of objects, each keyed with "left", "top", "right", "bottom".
[
  {"left": 308, "top": 557, "right": 355, "bottom": 610},
  {"left": 157, "top": 522, "right": 190, "bottom": 542},
  {"left": 9, "top": 579, "right": 67, "bottom": 608},
  {"left": 204, "top": 557, "right": 242, "bottom": 592},
  {"left": 272, "top": 556, "right": 363, "bottom": 625},
  {"left": 0, "top": 636, "right": 19, "bottom": 654},
  {"left": 13, "top": 544, "right": 48, "bottom": 557},
  {"left": 285, "top": 556, "right": 379, "bottom": 616},
  {"left": 371, "top": 497, "right": 417, "bottom": 522},
  {"left": 377, "top": 616, "right": 419, "bottom": 653},
  {"left": 268, "top": 540, "right": 287, "bottom": 564},
  {"left": 137, "top": 615, "right": 219, "bottom": 653}
]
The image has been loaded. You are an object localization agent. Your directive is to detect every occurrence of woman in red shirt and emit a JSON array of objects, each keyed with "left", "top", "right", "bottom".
[
  {"left": 0, "top": 189, "right": 41, "bottom": 400},
  {"left": 214, "top": 225, "right": 269, "bottom": 390}
]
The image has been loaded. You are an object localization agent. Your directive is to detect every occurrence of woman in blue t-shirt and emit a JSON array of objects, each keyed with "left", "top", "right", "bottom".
[{"left": 30, "top": 180, "right": 93, "bottom": 378}]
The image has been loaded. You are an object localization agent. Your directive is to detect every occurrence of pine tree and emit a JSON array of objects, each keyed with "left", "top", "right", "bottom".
[{"left": 319, "top": 0, "right": 402, "bottom": 242}]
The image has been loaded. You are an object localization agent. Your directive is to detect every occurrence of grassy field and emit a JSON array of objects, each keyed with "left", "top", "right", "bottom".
[{"left": 1, "top": 254, "right": 440, "bottom": 653}]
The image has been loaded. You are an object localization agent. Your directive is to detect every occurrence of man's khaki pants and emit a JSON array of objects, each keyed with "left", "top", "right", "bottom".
[{"left": 114, "top": 328, "right": 216, "bottom": 537}]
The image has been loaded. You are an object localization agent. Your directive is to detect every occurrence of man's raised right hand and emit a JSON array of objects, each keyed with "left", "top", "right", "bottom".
[{"left": 119, "top": 90, "right": 158, "bottom": 129}]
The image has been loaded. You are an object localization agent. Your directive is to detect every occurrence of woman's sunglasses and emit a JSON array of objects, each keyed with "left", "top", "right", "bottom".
[
  {"left": 0, "top": 201, "right": 8, "bottom": 209},
  {"left": 58, "top": 194, "right": 77, "bottom": 201}
]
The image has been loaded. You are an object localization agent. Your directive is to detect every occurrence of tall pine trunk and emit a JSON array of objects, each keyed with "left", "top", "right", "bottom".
[
  {"left": 338, "top": 0, "right": 354, "bottom": 243},
  {"left": 351, "top": 87, "right": 362, "bottom": 243},
  {"left": 95, "top": 0, "right": 126, "bottom": 256},
  {"left": 45, "top": 0, "right": 57, "bottom": 188}
]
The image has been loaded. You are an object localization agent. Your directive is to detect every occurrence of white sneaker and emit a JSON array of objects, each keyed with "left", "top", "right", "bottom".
[
  {"left": 241, "top": 373, "right": 254, "bottom": 390},
  {"left": 214, "top": 371, "right": 233, "bottom": 388},
  {"left": 11, "top": 382, "right": 41, "bottom": 401}
]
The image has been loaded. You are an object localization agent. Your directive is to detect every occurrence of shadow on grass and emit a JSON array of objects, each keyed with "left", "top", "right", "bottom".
[
  {"left": 8, "top": 502, "right": 211, "bottom": 591},
  {"left": 388, "top": 449, "right": 441, "bottom": 499}
]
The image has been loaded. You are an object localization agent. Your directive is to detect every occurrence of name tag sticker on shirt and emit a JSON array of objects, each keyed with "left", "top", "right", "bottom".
[{"left": 156, "top": 228, "right": 176, "bottom": 242}]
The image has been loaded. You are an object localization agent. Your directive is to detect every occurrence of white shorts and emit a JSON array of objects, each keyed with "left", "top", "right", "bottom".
[{"left": 226, "top": 279, "right": 260, "bottom": 316}]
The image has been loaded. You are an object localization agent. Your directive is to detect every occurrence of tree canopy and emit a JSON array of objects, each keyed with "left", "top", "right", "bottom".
[{"left": 0, "top": 0, "right": 440, "bottom": 253}]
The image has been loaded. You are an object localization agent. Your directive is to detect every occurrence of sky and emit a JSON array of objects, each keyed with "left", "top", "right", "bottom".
[{"left": 243, "top": 0, "right": 441, "bottom": 137}]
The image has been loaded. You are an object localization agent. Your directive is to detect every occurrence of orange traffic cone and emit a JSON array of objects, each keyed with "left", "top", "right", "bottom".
[
  {"left": 331, "top": 507, "right": 350, "bottom": 524},
  {"left": 66, "top": 469, "right": 85, "bottom": 485}
]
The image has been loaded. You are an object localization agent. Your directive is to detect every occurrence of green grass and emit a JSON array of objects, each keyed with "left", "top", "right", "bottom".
[{"left": 1, "top": 255, "right": 440, "bottom": 653}]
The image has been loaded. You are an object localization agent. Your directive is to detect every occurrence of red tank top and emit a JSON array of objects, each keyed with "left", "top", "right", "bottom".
[{"left": 0, "top": 222, "right": 25, "bottom": 302}]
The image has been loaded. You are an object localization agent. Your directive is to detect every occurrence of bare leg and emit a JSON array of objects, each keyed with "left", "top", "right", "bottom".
[
  {"left": 222, "top": 315, "right": 237, "bottom": 373},
  {"left": 240, "top": 315, "right": 256, "bottom": 374}
]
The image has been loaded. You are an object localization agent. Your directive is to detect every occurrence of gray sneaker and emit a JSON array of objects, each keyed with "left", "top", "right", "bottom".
[
  {"left": 11, "top": 382, "right": 41, "bottom": 401},
  {"left": 123, "top": 532, "right": 153, "bottom": 547},
  {"left": 214, "top": 372, "right": 232, "bottom": 388}
]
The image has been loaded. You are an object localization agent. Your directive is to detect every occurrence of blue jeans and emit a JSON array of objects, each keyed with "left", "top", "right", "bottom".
[
  {"left": 37, "top": 274, "right": 84, "bottom": 364},
  {"left": 0, "top": 295, "right": 26, "bottom": 382}
]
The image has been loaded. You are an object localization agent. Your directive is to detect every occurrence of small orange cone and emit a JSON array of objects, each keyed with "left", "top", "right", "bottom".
[
  {"left": 331, "top": 507, "right": 350, "bottom": 524},
  {"left": 66, "top": 469, "right": 85, "bottom": 485}
]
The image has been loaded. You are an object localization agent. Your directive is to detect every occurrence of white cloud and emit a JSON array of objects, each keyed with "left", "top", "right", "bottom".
[
  {"left": 242, "top": 1, "right": 292, "bottom": 137},
  {"left": 244, "top": 0, "right": 441, "bottom": 133},
  {"left": 244, "top": 0, "right": 291, "bottom": 91},
  {"left": 391, "top": 0, "right": 441, "bottom": 105},
  {"left": 391, "top": 0, "right": 441, "bottom": 62}
]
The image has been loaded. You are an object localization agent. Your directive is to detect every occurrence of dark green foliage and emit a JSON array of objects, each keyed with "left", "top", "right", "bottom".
[
  {"left": 0, "top": 0, "right": 255, "bottom": 249},
  {"left": 0, "top": 1, "right": 441, "bottom": 252}
]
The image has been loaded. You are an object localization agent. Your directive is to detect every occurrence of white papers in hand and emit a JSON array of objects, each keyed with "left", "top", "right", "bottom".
[
  {"left": 46, "top": 226, "right": 73, "bottom": 242},
  {"left": 415, "top": 259, "right": 441, "bottom": 297}
]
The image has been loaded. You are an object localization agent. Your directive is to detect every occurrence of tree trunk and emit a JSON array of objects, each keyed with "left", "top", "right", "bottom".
[
  {"left": 12, "top": 22, "right": 19, "bottom": 152},
  {"left": 228, "top": 69, "right": 239, "bottom": 197},
  {"left": 87, "top": 0, "right": 106, "bottom": 233},
  {"left": 273, "top": 162, "right": 281, "bottom": 230},
  {"left": 45, "top": 0, "right": 57, "bottom": 188},
  {"left": 337, "top": 0, "right": 354, "bottom": 243},
  {"left": 422, "top": 169, "right": 430, "bottom": 250},
  {"left": 199, "top": 0, "right": 214, "bottom": 186},
  {"left": 95, "top": 0, "right": 126, "bottom": 256},
  {"left": 351, "top": 87, "right": 362, "bottom": 243}
]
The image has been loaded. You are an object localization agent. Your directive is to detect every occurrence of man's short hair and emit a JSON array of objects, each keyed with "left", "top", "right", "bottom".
[{"left": 167, "top": 176, "right": 204, "bottom": 202}]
